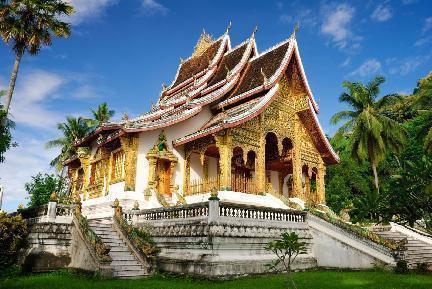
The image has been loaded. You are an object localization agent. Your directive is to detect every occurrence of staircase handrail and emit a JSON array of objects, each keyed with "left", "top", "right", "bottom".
[
  {"left": 112, "top": 214, "right": 155, "bottom": 274},
  {"left": 391, "top": 222, "right": 432, "bottom": 246},
  {"left": 308, "top": 213, "right": 398, "bottom": 265}
]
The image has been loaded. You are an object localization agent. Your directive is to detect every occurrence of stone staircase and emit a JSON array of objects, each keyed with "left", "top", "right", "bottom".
[
  {"left": 371, "top": 225, "right": 432, "bottom": 268},
  {"left": 88, "top": 218, "right": 148, "bottom": 279}
]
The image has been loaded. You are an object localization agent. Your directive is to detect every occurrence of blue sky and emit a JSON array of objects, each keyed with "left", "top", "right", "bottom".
[{"left": 0, "top": 0, "right": 431, "bottom": 211}]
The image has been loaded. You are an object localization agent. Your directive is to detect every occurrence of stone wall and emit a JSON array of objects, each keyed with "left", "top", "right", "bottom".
[
  {"left": 22, "top": 222, "right": 72, "bottom": 272},
  {"left": 126, "top": 201, "right": 316, "bottom": 277},
  {"left": 307, "top": 214, "right": 396, "bottom": 269},
  {"left": 19, "top": 202, "right": 112, "bottom": 276}
]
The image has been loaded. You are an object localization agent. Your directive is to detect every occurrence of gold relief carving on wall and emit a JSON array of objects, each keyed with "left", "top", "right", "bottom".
[
  {"left": 263, "top": 76, "right": 295, "bottom": 139},
  {"left": 184, "top": 135, "right": 216, "bottom": 158},
  {"left": 87, "top": 146, "right": 109, "bottom": 199},
  {"left": 232, "top": 117, "right": 261, "bottom": 154},
  {"left": 298, "top": 124, "right": 321, "bottom": 168}
]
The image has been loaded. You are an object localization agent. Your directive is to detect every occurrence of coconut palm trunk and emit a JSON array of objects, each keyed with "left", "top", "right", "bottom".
[
  {"left": 371, "top": 161, "right": 379, "bottom": 194},
  {"left": 4, "top": 50, "right": 23, "bottom": 113}
]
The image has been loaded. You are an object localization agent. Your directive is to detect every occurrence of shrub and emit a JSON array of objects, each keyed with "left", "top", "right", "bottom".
[
  {"left": 416, "top": 263, "right": 429, "bottom": 274},
  {"left": 394, "top": 260, "right": 409, "bottom": 274},
  {"left": 0, "top": 212, "right": 28, "bottom": 272}
]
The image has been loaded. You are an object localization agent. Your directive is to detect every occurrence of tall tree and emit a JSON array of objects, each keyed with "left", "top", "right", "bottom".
[
  {"left": 88, "top": 102, "right": 115, "bottom": 127},
  {"left": 413, "top": 72, "right": 432, "bottom": 153},
  {"left": 0, "top": 90, "right": 15, "bottom": 163},
  {"left": 0, "top": 0, "right": 74, "bottom": 113},
  {"left": 331, "top": 76, "right": 406, "bottom": 193},
  {"left": 46, "top": 116, "right": 90, "bottom": 171}
]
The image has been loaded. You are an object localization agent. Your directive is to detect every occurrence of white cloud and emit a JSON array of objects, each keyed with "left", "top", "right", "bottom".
[
  {"left": 422, "top": 17, "right": 432, "bottom": 33},
  {"left": 280, "top": 8, "right": 317, "bottom": 28},
  {"left": 371, "top": 4, "right": 393, "bottom": 22},
  {"left": 349, "top": 59, "right": 382, "bottom": 77},
  {"left": 4, "top": 70, "right": 65, "bottom": 131},
  {"left": 401, "top": 0, "right": 418, "bottom": 4},
  {"left": 415, "top": 36, "right": 432, "bottom": 46},
  {"left": 321, "top": 4, "right": 356, "bottom": 49},
  {"left": 0, "top": 69, "right": 101, "bottom": 132},
  {"left": 66, "top": 0, "right": 118, "bottom": 25},
  {"left": 388, "top": 56, "right": 427, "bottom": 76},
  {"left": 340, "top": 57, "right": 351, "bottom": 68},
  {"left": 141, "top": 0, "right": 167, "bottom": 15},
  {"left": 0, "top": 135, "right": 58, "bottom": 211}
]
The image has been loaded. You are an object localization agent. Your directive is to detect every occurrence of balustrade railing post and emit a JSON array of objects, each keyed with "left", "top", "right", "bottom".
[
  {"left": 208, "top": 199, "right": 220, "bottom": 222},
  {"left": 47, "top": 192, "right": 58, "bottom": 222},
  {"left": 47, "top": 201, "right": 57, "bottom": 222}
]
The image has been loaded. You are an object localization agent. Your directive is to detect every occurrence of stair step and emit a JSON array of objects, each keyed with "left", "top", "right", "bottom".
[
  {"left": 87, "top": 217, "right": 149, "bottom": 278},
  {"left": 110, "top": 247, "right": 130, "bottom": 252},
  {"left": 109, "top": 249, "right": 133, "bottom": 255},
  {"left": 110, "top": 255, "right": 136, "bottom": 261},
  {"left": 111, "top": 260, "right": 143, "bottom": 266},
  {"left": 112, "top": 265, "right": 144, "bottom": 271},
  {"left": 113, "top": 270, "right": 147, "bottom": 277}
]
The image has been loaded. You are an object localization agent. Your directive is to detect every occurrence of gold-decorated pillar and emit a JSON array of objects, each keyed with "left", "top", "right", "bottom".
[
  {"left": 215, "top": 131, "right": 232, "bottom": 190},
  {"left": 169, "top": 160, "right": 177, "bottom": 193},
  {"left": 183, "top": 154, "right": 190, "bottom": 195},
  {"left": 121, "top": 134, "right": 139, "bottom": 191},
  {"left": 255, "top": 115, "right": 266, "bottom": 193},
  {"left": 202, "top": 155, "right": 209, "bottom": 191},
  {"left": 278, "top": 172, "right": 284, "bottom": 196},
  {"left": 304, "top": 169, "right": 311, "bottom": 204},
  {"left": 77, "top": 147, "right": 90, "bottom": 200},
  {"left": 146, "top": 148, "right": 158, "bottom": 190},
  {"left": 317, "top": 161, "right": 326, "bottom": 204},
  {"left": 291, "top": 114, "right": 303, "bottom": 199}
]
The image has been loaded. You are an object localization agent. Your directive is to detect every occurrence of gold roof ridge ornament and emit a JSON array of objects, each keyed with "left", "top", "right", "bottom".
[
  {"left": 291, "top": 22, "right": 299, "bottom": 40},
  {"left": 251, "top": 25, "right": 258, "bottom": 38},
  {"left": 225, "top": 21, "right": 232, "bottom": 34},
  {"left": 192, "top": 29, "right": 214, "bottom": 58}
]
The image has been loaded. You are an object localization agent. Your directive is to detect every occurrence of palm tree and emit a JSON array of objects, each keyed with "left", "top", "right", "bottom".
[
  {"left": 88, "top": 102, "right": 115, "bottom": 128},
  {"left": 0, "top": 0, "right": 74, "bottom": 113},
  {"left": 413, "top": 73, "right": 432, "bottom": 153},
  {"left": 331, "top": 76, "right": 406, "bottom": 193},
  {"left": 46, "top": 116, "right": 90, "bottom": 171},
  {"left": 0, "top": 89, "right": 15, "bottom": 163}
]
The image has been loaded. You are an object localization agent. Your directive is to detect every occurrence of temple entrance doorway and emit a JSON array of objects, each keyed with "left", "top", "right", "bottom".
[
  {"left": 265, "top": 132, "right": 294, "bottom": 195},
  {"left": 156, "top": 159, "right": 172, "bottom": 196}
]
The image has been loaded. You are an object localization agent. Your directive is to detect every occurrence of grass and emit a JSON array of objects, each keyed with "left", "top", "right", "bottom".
[{"left": 1, "top": 270, "right": 431, "bottom": 289}]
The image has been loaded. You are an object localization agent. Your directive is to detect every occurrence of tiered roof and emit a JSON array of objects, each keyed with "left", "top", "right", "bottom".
[{"left": 76, "top": 27, "right": 338, "bottom": 165}]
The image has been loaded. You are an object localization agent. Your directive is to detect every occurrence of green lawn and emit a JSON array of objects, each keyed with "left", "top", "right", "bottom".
[{"left": 1, "top": 270, "right": 431, "bottom": 289}]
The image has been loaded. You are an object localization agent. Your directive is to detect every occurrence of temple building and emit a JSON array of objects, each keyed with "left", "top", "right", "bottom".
[{"left": 65, "top": 26, "right": 339, "bottom": 217}]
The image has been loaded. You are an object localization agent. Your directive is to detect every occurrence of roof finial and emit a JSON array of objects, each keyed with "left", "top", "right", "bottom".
[
  {"left": 225, "top": 21, "right": 232, "bottom": 34},
  {"left": 162, "top": 82, "right": 168, "bottom": 91},
  {"left": 252, "top": 25, "right": 258, "bottom": 38},
  {"left": 291, "top": 22, "right": 299, "bottom": 39},
  {"left": 260, "top": 68, "right": 268, "bottom": 83}
]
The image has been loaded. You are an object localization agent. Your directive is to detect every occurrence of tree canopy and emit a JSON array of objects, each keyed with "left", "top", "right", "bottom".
[{"left": 331, "top": 76, "right": 406, "bottom": 193}]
